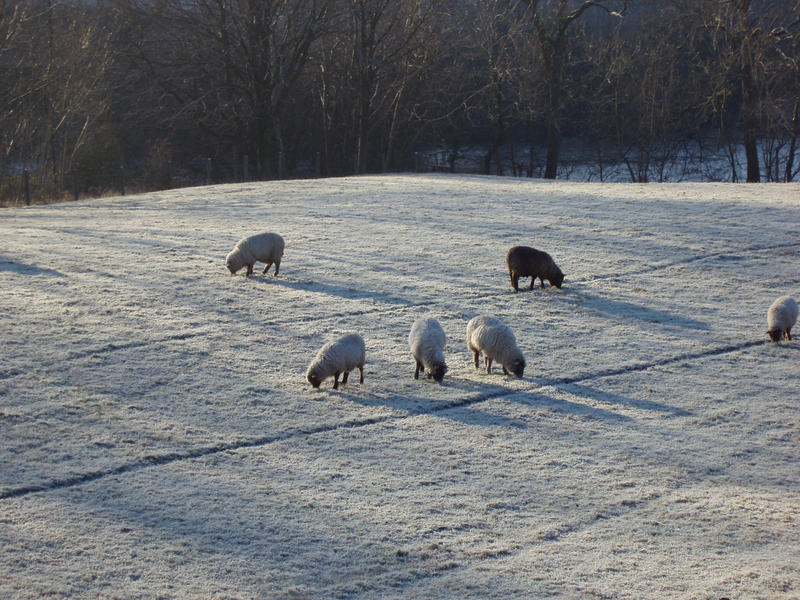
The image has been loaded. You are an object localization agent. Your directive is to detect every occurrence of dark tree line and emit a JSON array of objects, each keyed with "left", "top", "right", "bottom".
[{"left": 1, "top": 0, "right": 798, "bottom": 204}]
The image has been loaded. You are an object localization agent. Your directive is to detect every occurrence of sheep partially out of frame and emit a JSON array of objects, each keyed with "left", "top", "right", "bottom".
[{"left": 767, "top": 295, "right": 798, "bottom": 342}]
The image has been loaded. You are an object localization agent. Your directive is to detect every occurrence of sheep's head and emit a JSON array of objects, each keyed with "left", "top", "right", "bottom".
[
  {"left": 767, "top": 328, "right": 783, "bottom": 342},
  {"left": 307, "top": 370, "right": 322, "bottom": 388},
  {"left": 429, "top": 363, "right": 448, "bottom": 383},
  {"left": 550, "top": 269, "right": 564, "bottom": 289},
  {"left": 510, "top": 359, "right": 525, "bottom": 378},
  {"left": 225, "top": 249, "right": 244, "bottom": 274}
]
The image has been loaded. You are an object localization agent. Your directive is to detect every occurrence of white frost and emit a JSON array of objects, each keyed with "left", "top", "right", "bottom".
[{"left": 1, "top": 174, "right": 798, "bottom": 599}]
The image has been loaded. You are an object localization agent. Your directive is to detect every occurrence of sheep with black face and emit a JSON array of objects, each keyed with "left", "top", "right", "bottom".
[{"left": 506, "top": 245, "right": 563, "bottom": 291}]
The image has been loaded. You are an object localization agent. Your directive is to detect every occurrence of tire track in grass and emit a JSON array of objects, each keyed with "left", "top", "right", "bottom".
[
  {"left": 61, "top": 331, "right": 205, "bottom": 362},
  {"left": 0, "top": 337, "right": 770, "bottom": 501},
  {"left": 578, "top": 240, "right": 800, "bottom": 284}
]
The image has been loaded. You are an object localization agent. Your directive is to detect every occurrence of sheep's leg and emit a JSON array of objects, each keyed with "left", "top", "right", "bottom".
[
  {"left": 786, "top": 328, "right": 792, "bottom": 340},
  {"left": 485, "top": 355, "right": 492, "bottom": 374},
  {"left": 414, "top": 361, "right": 422, "bottom": 379},
  {"left": 539, "top": 277, "right": 545, "bottom": 289},
  {"left": 502, "top": 365, "right": 509, "bottom": 375},
  {"left": 529, "top": 277, "right": 535, "bottom": 290},
  {"left": 333, "top": 372, "right": 340, "bottom": 389},
  {"left": 472, "top": 349, "right": 480, "bottom": 368},
  {"left": 246, "top": 264, "right": 254, "bottom": 276},
  {"left": 342, "top": 370, "right": 350, "bottom": 385},
  {"left": 510, "top": 270, "right": 519, "bottom": 291},
  {"left": 273, "top": 261, "right": 280, "bottom": 276},
  {"left": 262, "top": 261, "right": 272, "bottom": 274},
  {"left": 358, "top": 366, "right": 364, "bottom": 383}
]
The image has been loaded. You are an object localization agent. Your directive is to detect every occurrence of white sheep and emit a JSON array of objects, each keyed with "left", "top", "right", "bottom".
[
  {"left": 767, "top": 295, "right": 798, "bottom": 342},
  {"left": 226, "top": 232, "right": 285, "bottom": 276},
  {"left": 466, "top": 315, "right": 525, "bottom": 377},
  {"left": 306, "top": 333, "right": 366, "bottom": 389},
  {"left": 408, "top": 317, "right": 448, "bottom": 382}
]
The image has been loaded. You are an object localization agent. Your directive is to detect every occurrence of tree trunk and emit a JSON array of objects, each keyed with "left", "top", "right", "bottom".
[
  {"left": 784, "top": 98, "right": 799, "bottom": 182},
  {"left": 743, "top": 127, "right": 760, "bottom": 183},
  {"left": 543, "top": 77, "right": 562, "bottom": 179},
  {"left": 544, "top": 113, "right": 560, "bottom": 179}
]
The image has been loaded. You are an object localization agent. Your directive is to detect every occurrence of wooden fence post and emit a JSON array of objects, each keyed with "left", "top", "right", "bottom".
[
  {"left": 23, "top": 169, "right": 30, "bottom": 205},
  {"left": 120, "top": 165, "right": 126, "bottom": 196}
]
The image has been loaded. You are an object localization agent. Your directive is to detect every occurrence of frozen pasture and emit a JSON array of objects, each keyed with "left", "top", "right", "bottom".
[{"left": 1, "top": 174, "right": 798, "bottom": 599}]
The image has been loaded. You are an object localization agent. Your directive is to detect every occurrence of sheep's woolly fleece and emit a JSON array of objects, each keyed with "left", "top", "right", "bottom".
[
  {"left": 766, "top": 295, "right": 798, "bottom": 341},
  {"left": 226, "top": 231, "right": 284, "bottom": 275},
  {"left": 306, "top": 333, "right": 366, "bottom": 388},
  {"left": 1, "top": 174, "right": 798, "bottom": 600},
  {"left": 466, "top": 314, "right": 525, "bottom": 375},
  {"left": 409, "top": 316, "right": 447, "bottom": 381}
]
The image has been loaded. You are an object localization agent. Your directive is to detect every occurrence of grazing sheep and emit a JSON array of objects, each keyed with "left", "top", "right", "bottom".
[
  {"left": 466, "top": 315, "right": 525, "bottom": 377},
  {"left": 306, "top": 333, "right": 366, "bottom": 390},
  {"left": 226, "top": 232, "right": 285, "bottom": 276},
  {"left": 767, "top": 295, "right": 798, "bottom": 342},
  {"left": 506, "top": 245, "right": 564, "bottom": 291},
  {"left": 409, "top": 317, "right": 448, "bottom": 383}
]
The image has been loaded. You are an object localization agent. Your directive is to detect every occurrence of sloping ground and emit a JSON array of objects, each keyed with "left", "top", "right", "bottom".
[{"left": 1, "top": 174, "right": 798, "bottom": 599}]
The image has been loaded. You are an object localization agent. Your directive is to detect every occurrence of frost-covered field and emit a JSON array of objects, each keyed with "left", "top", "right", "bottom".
[{"left": 1, "top": 174, "right": 798, "bottom": 599}]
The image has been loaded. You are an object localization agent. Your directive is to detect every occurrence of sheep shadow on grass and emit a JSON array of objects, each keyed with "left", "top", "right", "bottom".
[
  {"left": 555, "top": 382, "right": 692, "bottom": 417},
  {"left": 557, "top": 285, "right": 711, "bottom": 331},
  {"left": 510, "top": 390, "right": 635, "bottom": 422},
  {"left": 251, "top": 273, "right": 421, "bottom": 308},
  {"left": 0, "top": 257, "right": 63, "bottom": 277}
]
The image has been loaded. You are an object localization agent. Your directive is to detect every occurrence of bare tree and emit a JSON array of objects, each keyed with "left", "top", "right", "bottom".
[
  {"left": 0, "top": 2, "right": 29, "bottom": 181},
  {"left": 334, "top": 0, "right": 434, "bottom": 173},
  {"left": 118, "top": 0, "right": 330, "bottom": 179},
  {"left": 1, "top": 2, "right": 114, "bottom": 202},
  {"left": 594, "top": 3, "right": 706, "bottom": 182},
  {"left": 684, "top": 0, "right": 799, "bottom": 182},
  {"left": 472, "top": 0, "right": 518, "bottom": 175},
  {"left": 515, "top": 0, "right": 626, "bottom": 179}
]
